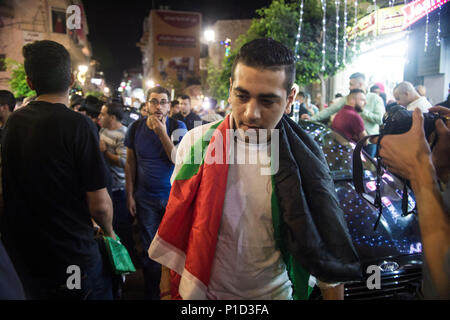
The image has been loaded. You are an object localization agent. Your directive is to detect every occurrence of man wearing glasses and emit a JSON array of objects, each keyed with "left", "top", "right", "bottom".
[{"left": 124, "top": 86, "right": 187, "bottom": 299}]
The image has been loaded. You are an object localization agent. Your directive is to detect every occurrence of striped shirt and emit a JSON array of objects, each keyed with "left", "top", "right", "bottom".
[{"left": 100, "top": 126, "right": 127, "bottom": 191}]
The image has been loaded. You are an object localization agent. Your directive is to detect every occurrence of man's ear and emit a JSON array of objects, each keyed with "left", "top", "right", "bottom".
[
  {"left": 285, "top": 88, "right": 295, "bottom": 114},
  {"left": 69, "top": 73, "right": 75, "bottom": 87},
  {"left": 26, "top": 77, "right": 34, "bottom": 90},
  {"left": 227, "top": 77, "right": 233, "bottom": 105}
]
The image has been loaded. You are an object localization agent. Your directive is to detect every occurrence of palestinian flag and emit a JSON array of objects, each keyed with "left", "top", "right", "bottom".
[{"left": 148, "top": 114, "right": 361, "bottom": 299}]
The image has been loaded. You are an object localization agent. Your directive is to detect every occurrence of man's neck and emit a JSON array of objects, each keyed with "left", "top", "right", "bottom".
[
  {"left": 182, "top": 110, "right": 191, "bottom": 118},
  {"left": 110, "top": 120, "right": 123, "bottom": 131},
  {"left": 35, "top": 93, "right": 69, "bottom": 106}
]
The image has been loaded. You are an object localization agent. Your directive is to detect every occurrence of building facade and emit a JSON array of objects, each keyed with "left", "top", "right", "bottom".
[
  {"left": 0, "top": 0, "right": 92, "bottom": 92},
  {"left": 138, "top": 9, "right": 202, "bottom": 96}
]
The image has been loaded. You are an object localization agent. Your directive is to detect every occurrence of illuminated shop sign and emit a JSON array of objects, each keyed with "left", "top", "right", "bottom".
[{"left": 402, "top": 0, "right": 449, "bottom": 29}]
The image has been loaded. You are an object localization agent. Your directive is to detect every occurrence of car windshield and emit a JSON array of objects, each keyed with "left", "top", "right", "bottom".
[{"left": 298, "top": 121, "right": 422, "bottom": 262}]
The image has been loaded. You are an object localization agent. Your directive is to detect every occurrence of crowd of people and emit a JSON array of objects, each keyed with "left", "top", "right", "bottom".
[{"left": 0, "top": 38, "right": 448, "bottom": 301}]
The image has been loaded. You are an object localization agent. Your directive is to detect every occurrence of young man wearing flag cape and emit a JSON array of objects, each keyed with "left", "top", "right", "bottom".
[{"left": 148, "top": 38, "right": 361, "bottom": 300}]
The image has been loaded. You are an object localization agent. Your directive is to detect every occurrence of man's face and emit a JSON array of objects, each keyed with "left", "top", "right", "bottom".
[
  {"left": 296, "top": 95, "right": 304, "bottom": 103},
  {"left": 354, "top": 93, "right": 367, "bottom": 112},
  {"left": 171, "top": 104, "right": 180, "bottom": 115},
  {"left": 349, "top": 78, "right": 365, "bottom": 91},
  {"left": 140, "top": 105, "right": 148, "bottom": 117},
  {"left": 228, "top": 63, "right": 294, "bottom": 141},
  {"left": 99, "top": 105, "right": 112, "bottom": 129},
  {"left": 178, "top": 98, "right": 191, "bottom": 116},
  {"left": 147, "top": 93, "right": 170, "bottom": 121},
  {"left": 393, "top": 89, "right": 410, "bottom": 107}
]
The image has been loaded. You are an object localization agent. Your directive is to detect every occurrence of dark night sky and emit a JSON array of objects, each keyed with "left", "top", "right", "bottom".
[{"left": 83, "top": 0, "right": 273, "bottom": 89}]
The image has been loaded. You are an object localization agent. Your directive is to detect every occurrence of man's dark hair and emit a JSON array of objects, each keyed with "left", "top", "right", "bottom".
[
  {"left": 297, "top": 91, "right": 305, "bottom": 98},
  {"left": 0, "top": 90, "right": 16, "bottom": 112},
  {"left": 178, "top": 95, "right": 191, "bottom": 103},
  {"left": 349, "top": 89, "right": 365, "bottom": 96},
  {"left": 105, "top": 102, "right": 124, "bottom": 121},
  {"left": 139, "top": 102, "right": 146, "bottom": 110},
  {"left": 70, "top": 94, "right": 84, "bottom": 109},
  {"left": 147, "top": 86, "right": 170, "bottom": 101},
  {"left": 231, "top": 38, "right": 296, "bottom": 95},
  {"left": 22, "top": 40, "right": 72, "bottom": 96},
  {"left": 171, "top": 100, "right": 179, "bottom": 108},
  {"left": 370, "top": 85, "right": 380, "bottom": 93},
  {"left": 349, "top": 72, "right": 365, "bottom": 81}
]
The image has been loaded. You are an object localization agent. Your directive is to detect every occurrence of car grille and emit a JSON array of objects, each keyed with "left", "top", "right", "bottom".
[{"left": 344, "top": 268, "right": 422, "bottom": 300}]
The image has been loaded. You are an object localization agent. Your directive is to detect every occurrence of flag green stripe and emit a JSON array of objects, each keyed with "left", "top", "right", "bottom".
[{"left": 175, "top": 120, "right": 223, "bottom": 181}]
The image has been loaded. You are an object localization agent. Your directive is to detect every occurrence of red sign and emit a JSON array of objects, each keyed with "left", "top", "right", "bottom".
[
  {"left": 402, "top": 0, "right": 449, "bottom": 29},
  {"left": 156, "top": 11, "right": 200, "bottom": 29}
]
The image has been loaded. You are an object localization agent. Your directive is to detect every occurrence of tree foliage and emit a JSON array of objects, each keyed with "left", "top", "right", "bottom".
[
  {"left": 207, "top": 0, "right": 365, "bottom": 101},
  {"left": 4, "top": 58, "right": 36, "bottom": 98}
]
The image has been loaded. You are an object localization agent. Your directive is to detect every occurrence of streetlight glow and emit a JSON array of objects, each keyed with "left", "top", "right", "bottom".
[{"left": 204, "top": 29, "right": 215, "bottom": 42}]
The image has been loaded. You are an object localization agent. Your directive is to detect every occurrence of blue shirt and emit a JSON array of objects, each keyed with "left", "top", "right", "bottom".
[{"left": 125, "top": 117, "right": 186, "bottom": 199}]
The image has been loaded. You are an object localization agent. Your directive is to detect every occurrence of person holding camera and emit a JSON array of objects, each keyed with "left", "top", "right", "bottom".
[{"left": 376, "top": 106, "right": 450, "bottom": 299}]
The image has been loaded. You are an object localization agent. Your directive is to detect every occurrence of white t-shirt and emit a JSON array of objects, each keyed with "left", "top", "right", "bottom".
[
  {"left": 406, "top": 96, "right": 432, "bottom": 113},
  {"left": 172, "top": 121, "right": 292, "bottom": 299},
  {"left": 171, "top": 119, "right": 337, "bottom": 300}
]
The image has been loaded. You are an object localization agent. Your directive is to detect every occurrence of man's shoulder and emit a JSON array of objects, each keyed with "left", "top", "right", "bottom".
[{"left": 179, "top": 120, "right": 220, "bottom": 149}]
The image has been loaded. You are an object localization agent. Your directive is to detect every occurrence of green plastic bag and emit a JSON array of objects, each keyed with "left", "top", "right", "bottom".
[{"left": 103, "top": 234, "right": 136, "bottom": 275}]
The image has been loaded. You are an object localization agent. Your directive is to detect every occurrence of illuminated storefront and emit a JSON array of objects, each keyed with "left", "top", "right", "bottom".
[{"left": 332, "top": 0, "right": 449, "bottom": 104}]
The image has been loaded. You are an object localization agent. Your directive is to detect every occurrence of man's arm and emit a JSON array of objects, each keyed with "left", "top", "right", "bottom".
[
  {"left": 86, "top": 188, "right": 115, "bottom": 239},
  {"left": 378, "top": 108, "right": 450, "bottom": 299},
  {"left": 160, "top": 266, "right": 172, "bottom": 300},
  {"left": 125, "top": 148, "right": 137, "bottom": 216},
  {"left": 360, "top": 93, "right": 384, "bottom": 126},
  {"left": 311, "top": 97, "right": 345, "bottom": 122},
  {"left": 320, "top": 284, "right": 344, "bottom": 300}
]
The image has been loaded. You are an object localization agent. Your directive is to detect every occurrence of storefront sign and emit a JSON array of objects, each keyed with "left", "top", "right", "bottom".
[
  {"left": 23, "top": 31, "right": 43, "bottom": 44},
  {"left": 402, "top": 0, "right": 449, "bottom": 29},
  {"left": 350, "top": 4, "right": 405, "bottom": 38}
]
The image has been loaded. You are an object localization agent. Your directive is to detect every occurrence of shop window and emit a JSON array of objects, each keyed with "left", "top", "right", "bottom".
[{"left": 52, "top": 8, "right": 66, "bottom": 34}]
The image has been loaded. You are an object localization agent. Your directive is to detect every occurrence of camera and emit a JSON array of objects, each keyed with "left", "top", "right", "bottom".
[{"left": 380, "top": 104, "right": 442, "bottom": 138}]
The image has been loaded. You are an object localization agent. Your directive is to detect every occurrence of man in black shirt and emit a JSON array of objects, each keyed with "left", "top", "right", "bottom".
[
  {"left": 173, "top": 94, "right": 202, "bottom": 131},
  {"left": 0, "top": 40, "right": 115, "bottom": 300}
]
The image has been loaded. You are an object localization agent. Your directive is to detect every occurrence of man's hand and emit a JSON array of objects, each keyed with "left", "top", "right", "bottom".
[
  {"left": 148, "top": 115, "right": 167, "bottom": 137},
  {"left": 99, "top": 139, "right": 107, "bottom": 153},
  {"left": 429, "top": 106, "right": 450, "bottom": 182},
  {"left": 300, "top": 113, "right": 310, "bottom": 120},
  {"left": 127, "top": 195, "right": 136, "bottom": 217},
  {"left": 378, "top": 108, "right": 432, "bottom": 182}
]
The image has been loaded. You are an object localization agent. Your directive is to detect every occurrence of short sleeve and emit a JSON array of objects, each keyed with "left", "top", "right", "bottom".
[
  {"left": 351, "top": 114, "right": 365, "bottom": 137},
  {"left": 75, "top": 118, "right": 108, "bottom": 192},
  {"left": 172, "top": 121, "right": 187, "bottom": 146},
  {"left": 124, "top": 123, "right": 134, "bottom": 150}
]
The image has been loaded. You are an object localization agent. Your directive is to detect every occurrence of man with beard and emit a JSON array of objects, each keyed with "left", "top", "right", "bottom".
[
  {"left": 332, "top": 89, "right": 367, "bottom": 143},
  {"left": 124, "top": 86, "right": 186, "bottom": 299}
]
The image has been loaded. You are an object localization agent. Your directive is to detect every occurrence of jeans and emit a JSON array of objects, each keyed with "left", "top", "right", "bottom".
[
  {"left": 135, "top": 196, "right": 168, "bottom": 300},
  {"left": 22, "top": 251, "right": 113, "bottom": 300},
  {"left": 363, "top": 143, "right": 377, "bottom": 158},
  {"left": 112, "top": 189, "right": 137, "bottom": 264}
]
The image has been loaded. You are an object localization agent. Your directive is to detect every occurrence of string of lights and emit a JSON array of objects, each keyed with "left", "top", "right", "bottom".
[
  {"left": 294, "top": 0, "right": 304, "bottom": 60},
  {"left": 436, "top": 4, "right": 441, "bottom": 47},
  {"left": 321, "top": 0, "right": 327, "bottom": 72},
  {"left": 424, "top": 12, "right": 429, "bottom": 52},
  {"left": 353, "top": 0, "right": 358, "bottom": 53},
  {"left": 335, "top": 0, "right": 341, "bottom": 67}
]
